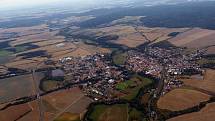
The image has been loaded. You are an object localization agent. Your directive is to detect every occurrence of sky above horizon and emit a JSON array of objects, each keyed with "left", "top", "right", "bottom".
[
  {"left": 0, "top": 0, "right": 61, "bottom": 9},
  {"left": 0, "top": 0, "right": 131, "bottom": 11},
  {"left": 0, "top": 0, "right": 213, "bottom": 11}
]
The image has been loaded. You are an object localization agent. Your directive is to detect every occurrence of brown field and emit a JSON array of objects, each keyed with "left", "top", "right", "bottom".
[
  {"left": 15, "top": 101, "right": 40, "bottom": 121},
  {"left": 0, "top": 103, "right": 31, "bottom": 121},
  {"left": 168, "top": 28, "right": 215, "bottom": 48},
  {"left": 52, "top": 42, "right": 110, "bottom": 60},
  {"left": 182, "top": 69, "right": 215, "bottom": 93},
  {"left": 115, "top": 33, "right": 147, "bottom": 47},
  {"left": 0, "top": 23, "right": 110, "bottom": 70},
  {"left": 168, "top": 102, "right": 215, "bottom": 121},
  {"left": 41, "top": 87, "right": 92, "bottom": 120},
  {"left": 205, "top": 46, "right": 215, "bottom": 55},
  {"left": 73, "top": 24, "right": 189, "bottom": 48},
  {"left": 66, "top": 96, "right": 93, "bottom": 114},
  {"left": 0, "top": 72, "right": 44, "bottom": 103},
  {"left": 54, "top": 112, "right": 80, "bottom": 121},
  {"left": 0, "top": 87, "right": 91, "bottom": 121},
  {"left": 157, "top": 89, "right": 211, "bottom": 111}
]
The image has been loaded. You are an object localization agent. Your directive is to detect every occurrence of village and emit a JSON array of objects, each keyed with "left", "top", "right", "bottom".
[{"left": 47, "top": 46, "right": 204, "bottom": 101}]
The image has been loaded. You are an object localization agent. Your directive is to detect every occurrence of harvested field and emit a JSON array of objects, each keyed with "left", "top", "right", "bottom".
[
  {"left": 157, "top": 89, "right": 211, "bottom": 111},
  {"left": 0, "top": 87, "right": 89, "bottom": 121},
  {"left": 168, "top": 102, "right": 215, "bottom": 121},
  {"left": 205, "top": 46, "right": 215, "bottom": 55},
  {"left": 168, "top": 28, "right": 215, "bottom": 48},
  {"left": 0, "top": 103, "right": 31, "bottom": 121},
  {"left": 182, "top": 69, "right": 215, "bottom": 93},
  {"left": 41, "top": 87, "right": 91, "bottom": 120},
  {"left": 18, "top": 101, "right": 51, "bottom": 121},
  {"left": 115, "top": 33, "right": 147, "bottom": 47},
  {"left": 52, "top": 42, "right": 110, "bottom": 60},
  {"left": 0, "top": 72, "right": 44, "bottom": 103},
  {"left": 66, "top": 96, "right": 93, "bottom": 114},
  {"left": 54, "top": 112, "right": 80, "bottom": 121}
]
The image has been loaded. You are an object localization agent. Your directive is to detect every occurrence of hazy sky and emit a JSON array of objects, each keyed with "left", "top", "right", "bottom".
[
  {"left": 0, "top": 0, "right": 131, "bottom": 11},
  {"left": 1, "top": 0, "right": 213, "bottom": 11},
  {"left": 0, "top": 0, "right": 61, "bottom": 8}
]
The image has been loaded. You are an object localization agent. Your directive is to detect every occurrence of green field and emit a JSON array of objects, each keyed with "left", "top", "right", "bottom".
[
  {"left": 40, "top": 80, "right": 59, "bottom": 92},
  {"left": 88, "top": 104, "right": 147, "bottom": 121},
  {"left": 116, "top": 80, "right": 134, "bottom": 91},
  {"left": 0, "top": 50, "right": 13, "bottom": 57},
  {"left": 89, "top": 104, "right": 128, "bottom": 121},
  {"left": 129, "top": 108, "right": 144, "bottom": 121},
  {"left": 13, "top": 46, "right": 28, "bottom": 53},
  {"left": 197, "top": 58, "right": 215, "bottom": 65},
  {"left": 113, "top": 51, "right": 128, "bottom": 65},
  {"left": 119, "top": 74, "right": 153, "bottom": 101},
  {"left": 89, "top": 105, "right": 108, "bottom": 121}
]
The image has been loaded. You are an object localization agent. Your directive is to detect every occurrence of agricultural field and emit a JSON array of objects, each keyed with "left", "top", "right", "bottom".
[
  {"left": 0, "top": 87, "right": 91, "bottom": 121},
  {"left": 41, "top": 87, "right": 92, "bottom": 120},
  {"left": 112, "top": 51, "right": 128, "bottom": 65},
  {"left": 40, "top": 80, "right": 60, "bottom": 92},
  {"left": 0, "top": 72, "right": 44, "bottom": 103},
  {"left": 168, "top": 28, "right": 215, "bottom": 48},
  {"left": 157, "top": 89, "right": 211, "bottom": 111},
  {"left": 181, "top": 69, "right": 215, "bottom": 93},
  {"left": 0, "top": 103, "right": 32, "bottom": 121},
  {"left": 88, "top": 104, "right": 145, "bottom": 121},
  {"left": 67, "top": 22, "right": 189, "bottom": 48},
  {"left": 0, "top": 24, "right": 111, "bottom": 71},
  {"left": 115, "top": 74, "right": 152, "bottom": 101},
  {"left": 88, "top": 104, "right": 128, "bottom": 121},
  {"left": 54, "top": 112, "right": 80, "bottom": 121},
  {"left": 168, "top": 102, "right": 215, "bottom": 121},
  {"left": 205, "top": 46, "right": 215, "bottom": 55},
  {"left": 0, "top": 100, "right": 52, "bottom": 121}
]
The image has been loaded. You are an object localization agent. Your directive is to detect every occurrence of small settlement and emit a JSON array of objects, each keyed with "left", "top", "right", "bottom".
[{"left": 50, "top": 46, "right": 203, "bottom": 101}]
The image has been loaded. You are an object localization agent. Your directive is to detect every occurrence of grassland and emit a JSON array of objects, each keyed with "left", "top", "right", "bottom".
[
  {"left": 116, "top": 74, "right": 152, "bottom": 101},
  {"left": 123, "top": 75, "right": 152, "bottom": 101},
  {"left": 129, "top": 108, "right": 143, "bottom": 121},
  {"left": 88, "top": 104, "right": 145, "bottom": 121},
  {"left": 89, "top": 104, "right": 128, "bottom": 121},
  {"left": 0, "top": 50, "right": 13, "bottom": 57},
  {"left": 112, "top": 51, "right": 128, "bottom": 65},
  {"left": 157, "top": 89, "right": 211, "bottom": 111},
  {"left": 116, "top": 80, "right": 134, "bottom": 91},
  {"left": 40, "top": 80, "right": 59, "bottom": 92}
]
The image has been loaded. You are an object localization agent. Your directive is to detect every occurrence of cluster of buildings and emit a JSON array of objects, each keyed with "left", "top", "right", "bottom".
[
  {"left": 58, "top": 54, "right": 126, "bottom": 100},
  {"left": 126, "top": 47, "right": 201, "bottom": 77},
  {"left": 54, "top": 47, "right": 203, "bottom": 100},
  {"left": 163, "top": 79, "right": 184, "bottom": 94},
  {"left": 126, "top": 50, "right": 162, "bottom": 77},
  {"left": 125, "top": 47, "right": 202, "bottom": 95}
]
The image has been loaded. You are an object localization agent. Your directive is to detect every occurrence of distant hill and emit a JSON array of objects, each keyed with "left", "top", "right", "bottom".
[{"left": 79, "top": 1, "right": 215, "bottom": 30}]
